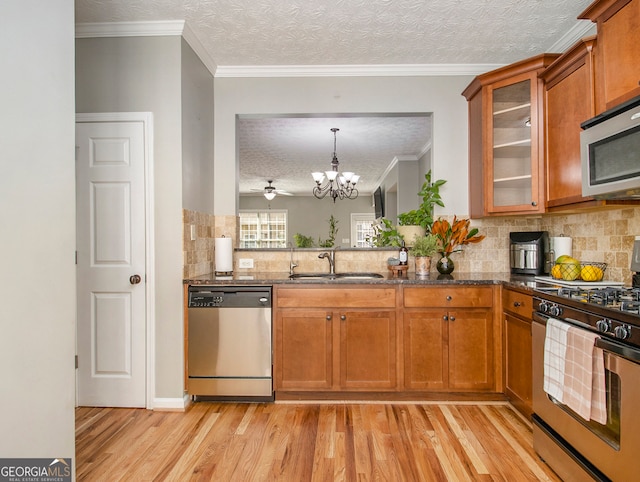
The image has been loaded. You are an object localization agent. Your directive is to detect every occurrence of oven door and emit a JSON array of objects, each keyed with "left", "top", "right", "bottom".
[{"left": 532, "top": 317, "right": 640, "bottom": 481}]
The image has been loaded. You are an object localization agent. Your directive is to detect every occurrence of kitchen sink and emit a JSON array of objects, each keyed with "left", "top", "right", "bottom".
[
  {"left": 288, "top": 273, "right": 335, "bottom": 280},
  {"left": 335, "top": 272, "right": 384, "bottom": 279},
  {"left": 289, "top": 272, "right": 384, "bottom": 280}
]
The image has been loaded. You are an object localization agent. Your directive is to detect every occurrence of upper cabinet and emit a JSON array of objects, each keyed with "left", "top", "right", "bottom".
[
  {"left": 463, "top": 55, "right": 560, "bottom": 218},
  {"left": 540, "top": 37, "right": 598, "bottom": 209},
  {"left": 579, "top": 0, "right": 640, "bottom": 113}
]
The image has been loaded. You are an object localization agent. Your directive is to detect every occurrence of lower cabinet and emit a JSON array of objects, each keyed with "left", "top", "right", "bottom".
[
  {"left": 276, "top": 309, "right": 334, "bottom": 390},
  {"left": 340, "top": 310, "right": 396, "bottom": 389},
  {"left": 273, "top": 284, "right": 500, "bottom": 396},
  {"left": 502, "top": 288, "right": 533, "bottom": 417},
  {"left": 403, "top": 286, "right": 496, "bottom": 391},
  {"left": 274, "top": 286, "right": 397, "bottom": 392}
]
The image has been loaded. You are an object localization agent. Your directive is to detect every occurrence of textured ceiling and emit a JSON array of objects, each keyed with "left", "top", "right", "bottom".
[
  {"left": 75, "top": 0, "right": 595, "bottom": 196},
  {"left": 75, "top": 0, "right": 593, "bottom": 66}
]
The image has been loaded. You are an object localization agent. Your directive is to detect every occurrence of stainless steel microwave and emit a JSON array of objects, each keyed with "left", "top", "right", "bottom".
[{"left": 580, "top": 95, "right": 640, "bottom": 199}]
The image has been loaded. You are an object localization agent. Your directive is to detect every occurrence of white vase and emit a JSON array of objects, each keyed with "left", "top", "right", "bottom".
[
  {"left": 415, "top": 256, "right": 432, "bottom": 276},
  {"left": 397, "top": 225, "right": 426, "bottom": 246}
]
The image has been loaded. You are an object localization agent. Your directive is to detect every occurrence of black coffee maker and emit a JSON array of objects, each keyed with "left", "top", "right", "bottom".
[{"left": 509, "top": 231, "right": 550, "bottom": 275}]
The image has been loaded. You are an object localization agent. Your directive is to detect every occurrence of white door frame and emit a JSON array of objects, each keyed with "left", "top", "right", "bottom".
[{"left": 76, "top": 112, "right": 155, "bottom": 409}]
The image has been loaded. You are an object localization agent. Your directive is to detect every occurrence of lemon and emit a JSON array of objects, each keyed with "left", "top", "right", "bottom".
[
  {"left": 551, "top": 264, "right": 562, "bottom": 279},
  {"left": 581, "top": 266, "right": 603, "bottom": 282}
]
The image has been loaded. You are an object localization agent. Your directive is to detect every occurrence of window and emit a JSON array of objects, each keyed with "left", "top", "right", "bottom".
[
  {"left": 239, "top": 210, "right": 287, "bottom": 248},
  {"left": 351, "top": 213, "right": 376, "bottom": 248}
]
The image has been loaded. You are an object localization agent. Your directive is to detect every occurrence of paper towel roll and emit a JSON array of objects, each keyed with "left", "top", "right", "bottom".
[
  {"left": 215, "top": 236, "right": 233, "bottom": 273},
  {"left": 551, "top": 236, "right": 572, "bottom": 260}
]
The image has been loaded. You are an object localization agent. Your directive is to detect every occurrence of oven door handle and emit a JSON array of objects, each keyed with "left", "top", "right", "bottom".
[{"left": 595, "top": 337, "right": 640, "bottom": 363}]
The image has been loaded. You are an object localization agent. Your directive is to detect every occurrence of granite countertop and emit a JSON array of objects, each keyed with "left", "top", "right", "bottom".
[{"left": 185, "top": 271, "right": 541, "bottom": 292}]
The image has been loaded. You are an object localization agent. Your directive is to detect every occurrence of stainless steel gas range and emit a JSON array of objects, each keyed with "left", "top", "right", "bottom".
[{"left": 532, "top": 285, "right": 640, "bottom": 481}]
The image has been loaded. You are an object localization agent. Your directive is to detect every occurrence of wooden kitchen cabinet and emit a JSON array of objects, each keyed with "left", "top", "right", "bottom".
[
  {"left": 276, "top": 308, "right": 334, "bottom": 390},
  {"left": 339, "top": 310, "right": 396, "bottom": 389},
  {"left": 540, "top": 37, "right": 598, "bottom": 210},
  {"left": 462, "top": 54, "right": 560, "bottom": 218},
  {"left": 502, "top": 287, "right": 533, "bottom": 418},
  {"left": 274, "top": 286, "right": 397, "bottom": 392},
  {"left": 403, "top": 286, "right": 497, "bottom": 391},
  {"left": 580, "top": 0, "right": 640, "bottom": 113}
]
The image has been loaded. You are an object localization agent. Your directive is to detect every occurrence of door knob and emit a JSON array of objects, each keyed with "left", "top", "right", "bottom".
[{"left": 129, "top": 274, "right": 142, "bottom": 285}]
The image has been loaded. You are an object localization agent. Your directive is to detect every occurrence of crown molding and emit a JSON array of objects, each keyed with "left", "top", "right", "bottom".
[
  {"left": 181, "top": 23, "right": 218, "bottom": 76},
  {"left": 547, "top": 19, "right": 596, "bottom": 53},
  {"left": 214, "top": 63, "right": 505, "bottom": 78},
  {"left": 75, "top": 20, "right": 185, "bottom": 38},
  {"left": 75, "top": 21, "right": 217, "bottom": 76}
]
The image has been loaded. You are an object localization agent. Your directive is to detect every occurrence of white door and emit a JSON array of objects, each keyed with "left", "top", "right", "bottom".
[{"left": 76, "top": 119, "right": 147, "bottom": 407}]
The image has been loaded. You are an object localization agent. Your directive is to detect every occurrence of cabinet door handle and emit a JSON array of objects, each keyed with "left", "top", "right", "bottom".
[
  {"left": 326, "top": 315, "right": 332, "bottom": 321},
  {"left": 514, "top": 301, "right": 522, "bottom": 307},
  {"left": 449, "top": 316, "right": 456, "bottom": 321},
  {"left": 443, "top": 315, "right": 449, "bottom": 321},
  {"left": 531, "top": 201, "right": 537, "bottom": 206},
  {"left": 340, "top": 314, "right": 346, "bottom": 321},
  {"left": 446, "top": 295, "right": 452, "bottom": 301}
]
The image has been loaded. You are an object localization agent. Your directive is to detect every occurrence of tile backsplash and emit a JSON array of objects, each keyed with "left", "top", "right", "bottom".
[
  {"left": 183, "top": 206, "right": 640, "bottom": 285},
  {"left": 540, "top": 207, "right": 640, "bottom": 285},
  {"left": 182, "top": 209, "right": 216, "bottom": 278}
]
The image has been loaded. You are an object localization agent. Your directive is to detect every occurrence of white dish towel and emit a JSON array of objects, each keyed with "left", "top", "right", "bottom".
[{"left": 543, "top": 317, "right": 570, "bottom": 403}]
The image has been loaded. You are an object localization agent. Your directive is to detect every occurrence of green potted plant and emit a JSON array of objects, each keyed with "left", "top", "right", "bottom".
[
  {"left": 318, "top": 214, "right": 338, "bottom": 248},
  {"left": 410, "top": 234, "right": 439, "bottom": 276},
  {"left": 396, "top": 170, "right": 446, "bottom": 246},
  {"left": 367, "top": 218, "right": 403, "bottom": 247},
  {"left": 293, "top": 233, "right": 314, "bottom": 248}
]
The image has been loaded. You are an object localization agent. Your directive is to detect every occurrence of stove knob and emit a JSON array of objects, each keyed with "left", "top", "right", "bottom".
[
  {"left": 539, "top": 301, "right": 549, "bottom": 313},
  {"left": 549, "top": 305, "right": 563, "bottom": 317},
  {"left": 614, "top": 325, "right": 631, "bottom": 340},
  {"left": 596, "top": 319, "right": 611, "bottom": 333}
]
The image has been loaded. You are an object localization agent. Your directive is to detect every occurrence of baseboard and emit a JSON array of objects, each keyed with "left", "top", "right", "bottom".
[{"left": 152, "top": 395, "right": 189, "bottom": 411}]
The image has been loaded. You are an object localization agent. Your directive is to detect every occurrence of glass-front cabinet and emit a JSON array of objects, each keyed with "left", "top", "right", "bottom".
[
  {"left": 489, "top": 75, "right": 537, "bottom": 211},
  {"left": 463, "top": 54, "right": 559, "bottom": 217}
]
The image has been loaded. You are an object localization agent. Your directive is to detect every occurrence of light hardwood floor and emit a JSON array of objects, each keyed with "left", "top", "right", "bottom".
[{"left": 76, "top": 401, "right": 561, "bottom": 481}]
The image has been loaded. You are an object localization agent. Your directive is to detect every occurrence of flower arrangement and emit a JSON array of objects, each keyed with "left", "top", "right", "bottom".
[{"left": 431, "top": 216, "right": 485, "bottom": 255}]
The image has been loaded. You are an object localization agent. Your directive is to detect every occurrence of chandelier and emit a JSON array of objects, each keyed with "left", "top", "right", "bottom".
[{"left": 312, "top": 128, "right": 360, "bottom": 202}]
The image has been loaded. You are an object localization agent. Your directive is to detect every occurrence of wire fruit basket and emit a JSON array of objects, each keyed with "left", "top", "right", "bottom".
[{"left": 551, "top": 261, "right": 607, "bottom": 282}]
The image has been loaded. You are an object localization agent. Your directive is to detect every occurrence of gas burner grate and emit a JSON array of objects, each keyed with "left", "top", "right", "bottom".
[
  {"left": 621, "top": 301, "right": 640, "bottom": 315},
  {"left": 554, "top": 286, "right": 640, "bottom": 310}
]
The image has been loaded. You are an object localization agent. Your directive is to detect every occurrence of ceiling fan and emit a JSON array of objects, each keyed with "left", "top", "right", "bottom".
[{"left": 251, "top": 180, "right": 293, "bottom": 200}]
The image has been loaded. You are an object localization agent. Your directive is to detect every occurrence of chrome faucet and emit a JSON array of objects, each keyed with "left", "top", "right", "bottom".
[
  {"left": 289, "top": 243, "right": 298, "bottom": 275},
  {"left": 318, "top": 250, "right": 335, "bottom": 274}
]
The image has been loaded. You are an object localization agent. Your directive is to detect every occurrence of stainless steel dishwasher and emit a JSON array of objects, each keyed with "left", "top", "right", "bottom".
[{"left": 187, "top": 286, "right": 273, "bottom": 401}]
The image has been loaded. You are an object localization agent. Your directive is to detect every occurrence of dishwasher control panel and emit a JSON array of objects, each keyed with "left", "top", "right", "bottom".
[
  {"left": 189, "top": 292, "right": 224, "bottom": 307},
  {"left": 188, "top": 286, "right": 271, "bottom": 308}
]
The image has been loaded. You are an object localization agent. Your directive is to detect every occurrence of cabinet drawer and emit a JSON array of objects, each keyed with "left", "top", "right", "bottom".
[
  {"left": 275, "top": 286, "right": 396, "bottom": 308},
  {"left": 404, "top": 286, "right": 493, "bottom": 308},
  {"left": 503, "top": 289, "right": 532, "bottom": 318}
]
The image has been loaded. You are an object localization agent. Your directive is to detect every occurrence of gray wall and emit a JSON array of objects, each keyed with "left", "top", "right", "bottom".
[
  {"left": 397, "top": 158, "right": 421, "bottom": 218},
  {"left": 76, "top": 36, "right": 186, "bottom": 400},
  {"left": 240, "top": 195, "right": 374, "bottom": 247},
  {"left": 0, "top": 0, "right": 76, "bottom": 463},
  {"left": 181, "top": 39, "right": 215, "bottom": 213}
]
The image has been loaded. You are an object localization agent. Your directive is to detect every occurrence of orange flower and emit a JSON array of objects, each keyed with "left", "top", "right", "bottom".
[{"left": 431, "top": 216, "right": 485, "bottom": 255}]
